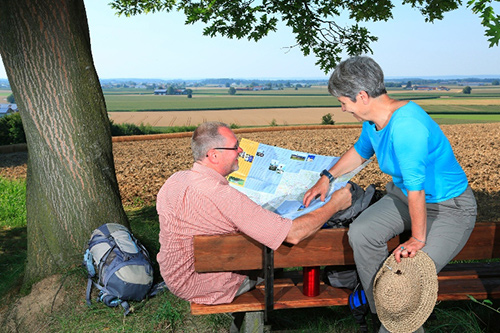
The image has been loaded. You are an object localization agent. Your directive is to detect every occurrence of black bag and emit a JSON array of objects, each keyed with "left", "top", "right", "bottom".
[
  {"left": 325, "top": 182, "right": 383, "bottom": 228},
  {"left": 324, "top": 265, "right": 358, "bottom": 289}
]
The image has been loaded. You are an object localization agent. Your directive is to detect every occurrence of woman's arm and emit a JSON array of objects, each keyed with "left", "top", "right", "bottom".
[
  {"left": 302, "top": 147, "right": 366, "bottom": 207},
  {"left": 395, "top": 189, "right": 427, "bottom": 262}
]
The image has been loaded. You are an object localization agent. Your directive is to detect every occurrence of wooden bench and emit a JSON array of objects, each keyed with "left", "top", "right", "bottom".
[{"left": 191, "top": 222, "right": 500, "bottom": 330}]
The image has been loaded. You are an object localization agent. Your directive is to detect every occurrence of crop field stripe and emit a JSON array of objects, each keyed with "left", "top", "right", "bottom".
[
  {"left": 104, "top": 95, "right": 339, "bottom": 111},
  {"left": 431, "top": 114, "right": 500, "bottom": 121},
  {"left": 424, "top": 105, "right": 500, "bottom": 114}
]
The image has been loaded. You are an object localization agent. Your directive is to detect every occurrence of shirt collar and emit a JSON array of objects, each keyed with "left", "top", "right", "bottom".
[{"left": 192, "top": 162, "right": 229, "bottom": 185}]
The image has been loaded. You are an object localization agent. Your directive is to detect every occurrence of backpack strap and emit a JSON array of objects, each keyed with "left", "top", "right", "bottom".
[
  {"left": 86, "top": 278, "right": 93, "bottom": 306},
  {"left": 149, "top": 281, "right": 168, "bottom": 297},
  {"left": 84, "top": 249, "right": 96, "bottom": 306},
  {"left": 121, "top": 301, "right": 131, "bottom": 316},
  {"left": 86, "top": 279, "right": 107, "bottom": 306}
]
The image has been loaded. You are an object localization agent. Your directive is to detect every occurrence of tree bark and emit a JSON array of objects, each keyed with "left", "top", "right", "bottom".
[{"left": 0, "top": 0, "right": 129, "bottom": 285}]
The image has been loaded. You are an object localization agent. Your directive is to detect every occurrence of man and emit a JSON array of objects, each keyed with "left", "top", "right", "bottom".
[{"left": 156, "top": 121, "right": 352, "bottom": 306}]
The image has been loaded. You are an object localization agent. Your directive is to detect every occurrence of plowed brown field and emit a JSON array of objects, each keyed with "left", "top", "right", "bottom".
[
  {"left": 108, "top": 107, "right": 356, "bottom": 127},
  {"left": 1, "top": 123, "right": 499, "bottom": 221}
]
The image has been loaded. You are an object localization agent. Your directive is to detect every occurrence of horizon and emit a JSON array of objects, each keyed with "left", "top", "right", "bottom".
[
  {"left": 101, "top": 75, "right": 500, "bottom": 80},
  {"left": 2, "top": 74, "right": 500, "bottom": 84},
  {"left": 0, "top": 2, "right": 499, "bottom": 80}
]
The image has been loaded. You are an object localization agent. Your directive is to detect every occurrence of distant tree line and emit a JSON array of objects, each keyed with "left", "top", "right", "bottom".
[
  {"left": 0, "top": 112, "right": 25, "bottom": 145},
  {"left": 385, "top": 78, "right": 500, "bottom": 86},
  {"left": 0, "top": 114, "right": 197, "bottom": 145},
  {"left": 2, "top": 77, "right": 499, "bottom": 92}
]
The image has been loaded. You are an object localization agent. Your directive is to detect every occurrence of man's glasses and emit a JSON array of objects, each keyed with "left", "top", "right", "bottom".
[
  {"left": 206, "top": 141, "right": 240, "bottom": 157},
  {"left": 213, "top": 146, "right": 239, "bottom": 151},
  {"left": 213, "top": 140, "right": 240, "bottom": 151}
]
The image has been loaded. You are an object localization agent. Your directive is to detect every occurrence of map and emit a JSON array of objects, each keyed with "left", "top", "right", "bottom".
[{"left": 227, "top": 138, "right": 370, "bottom": 219}]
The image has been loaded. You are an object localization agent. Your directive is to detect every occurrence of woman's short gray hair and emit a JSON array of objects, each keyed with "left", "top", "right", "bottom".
[
  {"left": 191, "top": 121, "right": 231, "bottom": 161},
  {"left": 328, "top": 56, "right": 387, "bottom": 102}
]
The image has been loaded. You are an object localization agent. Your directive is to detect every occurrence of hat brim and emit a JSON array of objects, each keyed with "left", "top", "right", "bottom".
[{"left": 374, "top": 251, "right": 438, "bottom": 333}]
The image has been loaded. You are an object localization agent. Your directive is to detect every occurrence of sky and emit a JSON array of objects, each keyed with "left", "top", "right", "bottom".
[{"left": 1, "top": 1, "right": 499, "bottom": 80}]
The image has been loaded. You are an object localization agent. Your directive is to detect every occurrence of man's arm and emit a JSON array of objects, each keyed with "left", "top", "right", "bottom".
[{"left": 285, "top": 183, "right": 352, "bottom": 245}]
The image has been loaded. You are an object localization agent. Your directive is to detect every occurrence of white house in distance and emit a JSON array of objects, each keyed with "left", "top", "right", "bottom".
[{"left": 0, "top": 104, "right": 18, "bottom": 118}]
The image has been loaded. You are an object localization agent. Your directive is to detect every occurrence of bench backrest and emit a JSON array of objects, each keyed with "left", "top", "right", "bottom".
[{"left": 194, "top": 222, "right": 499, "bottom": 273}]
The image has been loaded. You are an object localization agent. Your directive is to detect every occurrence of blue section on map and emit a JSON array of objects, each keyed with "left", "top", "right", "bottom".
[
  {"left": 243, "top": 142, "right": 340, "bottom": 194},
  {"left": 274, "top": 181, "right": 348, "bottom": 219}
]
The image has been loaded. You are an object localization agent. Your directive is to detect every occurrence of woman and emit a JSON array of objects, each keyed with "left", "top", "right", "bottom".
[{"left": 303, "top": 56, "right": 477, "bottom": 332}]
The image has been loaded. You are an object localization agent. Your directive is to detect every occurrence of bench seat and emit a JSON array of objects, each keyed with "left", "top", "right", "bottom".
[{"left": 191, "top": 261, "right": 500, "bottom": 315}]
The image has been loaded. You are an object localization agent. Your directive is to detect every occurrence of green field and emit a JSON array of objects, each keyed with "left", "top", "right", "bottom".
[
  {"left": 0, "top": 89, "right": 12, "bottom": 99},
  {"left": 101, "top": 86, "right": 500, "bottom": 114},
  {"left": 431, "top": 114, "right": 500, "bottom": 124},
  {"left": 103, "top": 93, "right": 339, "bottom": 111},
  {"left": 3, "top": 86, "right": 500, "bottom": 124}
]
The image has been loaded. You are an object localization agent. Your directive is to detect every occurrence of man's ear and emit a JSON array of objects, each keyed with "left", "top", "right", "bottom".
[{"left": 205, "top": 149, "right": 219, "bottom": 164}]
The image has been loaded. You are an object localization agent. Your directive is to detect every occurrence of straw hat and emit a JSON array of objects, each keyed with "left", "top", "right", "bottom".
[{"left": 373, "top": 251, "right": 438, "bottom": 333}]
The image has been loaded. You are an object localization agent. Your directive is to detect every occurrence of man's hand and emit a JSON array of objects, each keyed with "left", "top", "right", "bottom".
[
  {"left": 286, "top": 183, "right": 352, "bottom": 245},
  {"left": 303, "top": 177, "right": 330, "bottom": 207},
  {"left": 326, "top": 183, "right": 352, "bottom": 212}
]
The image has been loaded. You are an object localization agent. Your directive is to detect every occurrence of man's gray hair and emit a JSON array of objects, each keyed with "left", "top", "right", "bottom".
[
  {"left": 328, "top": 56, "right": 387, "bottom": 102},
  {"left": 191, "top": 121, "right": 231, "bottom": 161}
]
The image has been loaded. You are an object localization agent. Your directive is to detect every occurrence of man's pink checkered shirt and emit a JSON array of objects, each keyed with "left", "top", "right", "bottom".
[{"left": 156, "top": 162, "right": 292, "bottom": 305}]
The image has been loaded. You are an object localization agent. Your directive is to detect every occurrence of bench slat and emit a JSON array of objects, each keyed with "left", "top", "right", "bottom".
[
  {"left": 438, "top": 262, "right": 500, "bottom": 280},
  {"left": 194, "top": 233, "right": 263, "bottom": 272},
  {"left": 191, "top": 276, "right": 500, "bottom": 314},
  {"left": 438, "top": 278, "right": 500, "bottom": 301},
  {"left": 191, "top": 262, "right": 500, "bottom": 315},
  {"left": 194, "top": 222, "right": 498, "bottom": 273},
  {"left": 451, "top": 223, "right": 500, "bottom": 260},
  {"left": 193, "top": 228, "right": 400, "bottom": 272}
]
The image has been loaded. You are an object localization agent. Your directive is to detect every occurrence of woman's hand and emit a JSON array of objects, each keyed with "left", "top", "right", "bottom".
[
  {"left": 393, "top": 237, "right": 426, "bottom": 263},
  {"left": 303, "top": 176, "right": 330, "bottom": 208}
]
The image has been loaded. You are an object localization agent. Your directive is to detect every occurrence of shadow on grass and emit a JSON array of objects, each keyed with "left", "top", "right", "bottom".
[
  {"left": 0, "top": 151, "right": 28, "bottom": 169},
  {"left": 0, "top": 226, "right": 27, "bottom": 299},
  {"left": 126, "top": 205, "right": 162, "bottom": 283}
]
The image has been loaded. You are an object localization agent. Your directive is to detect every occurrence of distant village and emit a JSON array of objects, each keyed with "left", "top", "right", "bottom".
[
  {"left": 0, "top": 103, "right": 17, "bottom": 118},
  {"left": 96, "top": 77, "right": 500, "bottom": 95}
]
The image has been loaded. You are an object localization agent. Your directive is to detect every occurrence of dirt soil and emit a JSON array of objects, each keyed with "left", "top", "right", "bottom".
[{"left": 1, "top": 123, "right": 499, "bottom": 221}]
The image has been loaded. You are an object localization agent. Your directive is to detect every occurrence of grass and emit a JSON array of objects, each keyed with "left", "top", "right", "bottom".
[
  {"left": 0, "top": 176, "right": 26, "bottom": 228},
  {"left": 1, "top": 176, "right": 499, "bottom": 331}
]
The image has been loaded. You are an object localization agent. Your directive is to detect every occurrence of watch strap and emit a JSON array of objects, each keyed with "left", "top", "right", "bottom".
[{"left": 320, "top": 169, "right": 335, "bottom": 183}]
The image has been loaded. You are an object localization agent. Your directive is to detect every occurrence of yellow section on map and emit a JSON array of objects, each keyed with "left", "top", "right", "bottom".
[{"left": 227, "top": 138, "right": 259, "bottom": 187}]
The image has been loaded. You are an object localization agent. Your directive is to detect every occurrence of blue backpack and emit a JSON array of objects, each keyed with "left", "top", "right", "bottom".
[{"left": 83, "top": 223, "right": 155, "bottom": 315}]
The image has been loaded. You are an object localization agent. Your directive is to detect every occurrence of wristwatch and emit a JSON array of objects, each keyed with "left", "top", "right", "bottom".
[{"left": 320, "top": 169, "right": 335, "bottom": 183}]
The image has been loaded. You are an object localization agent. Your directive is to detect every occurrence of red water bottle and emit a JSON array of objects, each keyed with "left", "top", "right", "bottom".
[{"left": 303, "top": 266, "right": 320, "bottom": 297}]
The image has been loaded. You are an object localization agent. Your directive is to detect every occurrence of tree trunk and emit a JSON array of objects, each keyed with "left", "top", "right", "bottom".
[{"left": 0, "top": 0, "right": 129, "bottom": 285}]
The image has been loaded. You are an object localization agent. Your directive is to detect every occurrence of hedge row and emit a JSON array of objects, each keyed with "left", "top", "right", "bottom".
[
  {"left": 0, "top": 114, "right": 172, "bottom": 145},
  {"left": 0, "top": 113, "right": 25, "bottom": 146}
]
